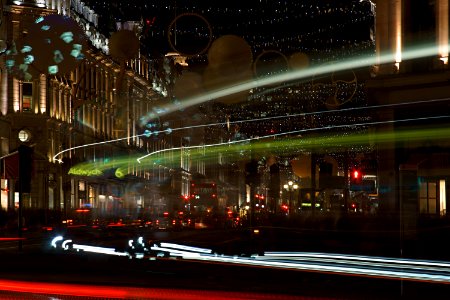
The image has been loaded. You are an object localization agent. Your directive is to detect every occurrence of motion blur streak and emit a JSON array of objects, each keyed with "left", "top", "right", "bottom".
[
  {"left": 182, "top": 253, "right": 450, "bottom": 283},
  {"left": 157, "top": 43, "right": 446, "bottom": 115},
  {"left": 68, "top": 120, "right": 450, "bottom": 176},
  {"left": 72, "top": 244, "right": 129, "bottom": 256},
  {"left": 54, "top": 96, "right": 450, "bottom": 163},
  {"left": 159, "top": 242, "right": 213, "bottom": 254},
  {"left": 136, "top": 117, "right": 449, "bottom": 163},
  {"left": 263, "top": 252, "right": 450, "bottom": 268},
  {"left": 150, "top": 245, "right": 202, "bottom": 257},
  {"left": 0, "top": 279, "right": 316, "bottom": 299}
]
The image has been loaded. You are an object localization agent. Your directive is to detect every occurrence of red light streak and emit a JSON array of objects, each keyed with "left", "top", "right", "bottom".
[
  {"left": 0, "top": 279, "right": 306, "bottom": 299},
  {"left": 0, "top": 237, "right": 25, "bottom": 241}
]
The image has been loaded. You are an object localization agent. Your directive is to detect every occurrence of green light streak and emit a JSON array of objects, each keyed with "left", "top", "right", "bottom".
[{"left": 69, "top": 126, "right": 450, "bottom": 177}]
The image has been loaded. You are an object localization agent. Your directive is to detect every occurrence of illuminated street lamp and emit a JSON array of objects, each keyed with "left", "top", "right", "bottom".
[{"left": 283, "top": 180, "right": 299, "bottom": 214}]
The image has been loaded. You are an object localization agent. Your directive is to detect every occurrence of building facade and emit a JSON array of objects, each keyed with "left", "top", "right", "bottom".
[{"left": 367, "top": 0, "right": 450, "bottom": 227}]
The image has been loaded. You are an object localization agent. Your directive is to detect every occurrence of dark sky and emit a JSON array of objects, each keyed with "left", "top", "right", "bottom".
[{"left": 80, "top": 0, "right": 374, "bottom": 61}]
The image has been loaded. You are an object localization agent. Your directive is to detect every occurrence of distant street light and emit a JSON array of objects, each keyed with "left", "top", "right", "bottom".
[{"left": 284, "top": 180, "right": 298, "bottom": 214}]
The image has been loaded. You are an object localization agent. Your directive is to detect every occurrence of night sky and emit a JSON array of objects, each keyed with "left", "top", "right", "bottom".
[{"left": 78, "top": 0, "right": 375, "bottom": 62}]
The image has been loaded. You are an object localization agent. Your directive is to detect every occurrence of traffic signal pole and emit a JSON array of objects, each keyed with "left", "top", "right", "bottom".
[{"left": 18, "top": 145, "right": 34, "bottom": 251}]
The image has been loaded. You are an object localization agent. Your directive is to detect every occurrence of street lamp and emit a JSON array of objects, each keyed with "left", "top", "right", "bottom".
[{"left": 283, "top": 181, "right": 298, "bottom": 214}]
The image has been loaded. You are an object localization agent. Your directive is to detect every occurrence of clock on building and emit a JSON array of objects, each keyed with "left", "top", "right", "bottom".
[{"left": 18, "top": 129, "right": 32, "bottom": 142}]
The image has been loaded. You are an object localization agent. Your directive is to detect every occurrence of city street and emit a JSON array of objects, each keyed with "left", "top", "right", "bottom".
[{"left": 1, "top": 226, "right": 450, "bottom": 299}]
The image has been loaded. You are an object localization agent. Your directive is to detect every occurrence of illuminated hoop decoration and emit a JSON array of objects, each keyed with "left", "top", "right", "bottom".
[
  {"left": 311, "top": 63, "right": 358, "bottom": 109},
  {"left": 253, "top": 50, "right": 289, "bottom": 81},
  {"left": 167, "top": 13, "right": 213, "bottom": 57}
]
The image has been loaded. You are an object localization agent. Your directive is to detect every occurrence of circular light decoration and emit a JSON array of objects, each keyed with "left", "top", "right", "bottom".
[
  {"left": 173, "top": 71, "right": 204, "bottom": 101},
  {"left": 253, "top": 50, "right": 289, "bottom": 79},
  {"left": 311, "top": 64, "right": 358, "bottom": 109},
  {"left": 168, "top": 13, "right": 212, "bottom": 57},
  {"left": 202, "top": 64, "right": 253, "bottom": 105},
  {"left": 291, "top": 155, "right": 312, "bottom": 178},
  {"left": 18, "top": 14, "right": 87, "bottom": 76},
  {"left": 207, "top": 35, "right": 253, "bottom": 73},
  {"left": 108, "top": 30, "right": 140, "bottom": 60},
  {"left": 203, "top": 35, "right": 253, "bottom": 105},
  {"left": 288, "top": 52, "right": 310, "bottom": 70}
]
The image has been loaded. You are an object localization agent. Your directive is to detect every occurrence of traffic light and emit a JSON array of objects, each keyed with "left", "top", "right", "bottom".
[
  {"left": 352, "top": 170, "right": 361, "bottom": 181},
  {"left": 350, "top": 169, "right": 363, "bottom": 191},
  {"left": 18, "top": 145, "right": 33, "bottom": 193}
]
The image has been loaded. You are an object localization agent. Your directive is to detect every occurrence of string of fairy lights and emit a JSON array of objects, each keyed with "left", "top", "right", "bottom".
[
  {"left": 73, "top": 0, "right": 375, "bottom": 170},
  {"left": 78, "top": 0, "right": 374, "bottom": 60}
]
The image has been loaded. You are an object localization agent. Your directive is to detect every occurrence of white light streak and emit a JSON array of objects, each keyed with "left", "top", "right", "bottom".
[
  {"left": 50, "top": 236, "right": 63, "bottom": 248},
  {"left": 72, "top": 244, "right": 128, "bottom": 256},
  {"left": 159, "top": 242, "right": 212, "bottom": 254},
  {"left": 150, "top": 246, "right": 201, "bottom": 257},
  {"left": 137, "top": 115, "right": 450, "bottom": 163},
  {"left": 52, "top": 43, "right": 450, "bottom": 164},
  {"left": 62, "top": 239, "right": 73, "bottom": 250}
]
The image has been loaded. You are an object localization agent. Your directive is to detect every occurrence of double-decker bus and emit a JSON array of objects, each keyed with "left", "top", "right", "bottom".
[{"left": 188, "top": 181, "right": 219, "bottom": 228}]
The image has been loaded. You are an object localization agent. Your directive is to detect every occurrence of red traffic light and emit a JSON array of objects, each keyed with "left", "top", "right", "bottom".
[{"left": 353, "top": 170, "right": 361, "bottom": 179}]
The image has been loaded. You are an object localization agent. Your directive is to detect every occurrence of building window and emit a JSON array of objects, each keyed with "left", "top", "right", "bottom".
[
  {"left": 22, "top": 82, "right": 33, "bottom": 112},
  {"left": 420, "top": 179, "right": 447, "bottom": 215}
]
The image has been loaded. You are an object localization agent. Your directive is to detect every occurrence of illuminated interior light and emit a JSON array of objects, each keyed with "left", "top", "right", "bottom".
[{"left": 438, "top": 0, "right": 449, "bottom": 63}]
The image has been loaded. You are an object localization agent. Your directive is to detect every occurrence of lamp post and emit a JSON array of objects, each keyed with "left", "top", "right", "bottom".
[{"left": 283, "top": 180, "right": 298, "bottom": 215}]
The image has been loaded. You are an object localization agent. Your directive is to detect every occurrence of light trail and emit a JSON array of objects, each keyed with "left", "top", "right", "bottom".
[
  {"left": 136, "top": 114, "right": 449, "bottom": 163},
  {"left": 0, "top": 279, "right": 303, "bottom": 300},
  {"left": 48, "top": 237, "right": 450, "bottom": 284},
  {"left": 153, "top": 43, "right": 446, "bottom": 116},
  {"left": 53, "top": 43, "right": 450, "bottom": 163},
  {"left": 259, "top": 252, "right": 450, "bottom": 273},
  {"left": 182, "top": 253, "right": 450, "bottom": 283},
  {"left": 68, "top": 115, "right": 449, "bottom": 177}
]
